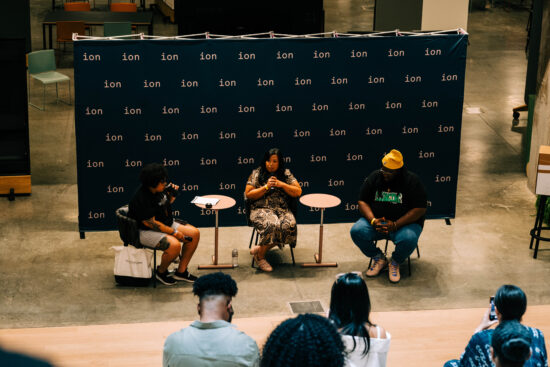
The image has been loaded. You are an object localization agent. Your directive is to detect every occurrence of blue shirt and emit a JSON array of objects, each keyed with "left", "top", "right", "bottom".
[
  {"left": 444, "top": 326, "right": 548, "bottom": 367},
  {"left": 163, "top": 320, "right": 260, "bottom": 367}
]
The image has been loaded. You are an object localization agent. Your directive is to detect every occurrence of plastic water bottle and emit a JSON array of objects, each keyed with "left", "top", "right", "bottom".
[{"left": 232, "top": 249, "right": 239, "bottom": 268}]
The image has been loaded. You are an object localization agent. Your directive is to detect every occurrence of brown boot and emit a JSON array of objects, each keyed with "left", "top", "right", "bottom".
[
  {"left": 388, "top": 259, "right": 400, "bottom": 283},
  {"left": 365, "top": 256, "right": 388, "bottom": 277},
  {"left": 250, "top": 246, "right": 273, "bottom": 272}
]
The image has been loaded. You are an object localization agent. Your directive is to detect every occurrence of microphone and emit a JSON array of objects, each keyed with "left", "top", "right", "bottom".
[{"left": 164, "top": 183, "right": 180, "bottom": 197}]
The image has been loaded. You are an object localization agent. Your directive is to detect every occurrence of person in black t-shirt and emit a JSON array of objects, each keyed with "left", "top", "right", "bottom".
[
  {"left": 128, "top": 163, "right": 200, "bottom": 286},
  {"left": 350, "top": 149, "right": 427, "bottom": 283}
]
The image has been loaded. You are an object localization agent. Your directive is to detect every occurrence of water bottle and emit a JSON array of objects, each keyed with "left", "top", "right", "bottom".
[{"left": 232, "top": 249, "right": 239, "bottom": 268}]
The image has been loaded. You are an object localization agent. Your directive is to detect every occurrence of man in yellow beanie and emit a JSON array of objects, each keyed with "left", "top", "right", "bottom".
[{"left": 350, "top": 149, "right": 427, "bottom": 283}]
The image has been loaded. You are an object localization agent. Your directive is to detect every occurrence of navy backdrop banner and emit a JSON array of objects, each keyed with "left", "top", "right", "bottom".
[{"left": 74, "top": 34, "right": 468, "bottom": 232}]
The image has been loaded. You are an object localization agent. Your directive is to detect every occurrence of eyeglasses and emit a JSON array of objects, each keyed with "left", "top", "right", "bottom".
[{"left": 335, "top": 271, "right": 363, "bottom": 280}]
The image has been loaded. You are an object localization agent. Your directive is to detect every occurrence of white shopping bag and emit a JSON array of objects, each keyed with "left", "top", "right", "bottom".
[{"left": 111, "top": 245, "right": 153, "bottom": 285}]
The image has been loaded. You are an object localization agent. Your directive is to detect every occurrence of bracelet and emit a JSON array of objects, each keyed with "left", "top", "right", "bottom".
[
  {"left": 264, "top": 185, "right": 269, "bottom": 191},
  {"left": 172, "top": 229, "right": 177, "bottom": 236},
  {"left": 370, "top": 218, "right": 376, "bottom": 225}
]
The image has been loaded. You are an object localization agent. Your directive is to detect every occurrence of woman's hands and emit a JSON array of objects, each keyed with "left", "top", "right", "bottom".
[
  {"left": 474, "top": 306, "right": 498, "bottom": 333},
  {"left": 267, "top": 176, "right": 281, "bottom": 189},
  {"left": 245, "top": 176, "right": 302, "bottom": 200}
]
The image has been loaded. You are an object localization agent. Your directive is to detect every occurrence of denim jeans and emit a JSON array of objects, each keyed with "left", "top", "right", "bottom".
[{"left": 350, "top": 217, "right": 422, "bottom": 264}]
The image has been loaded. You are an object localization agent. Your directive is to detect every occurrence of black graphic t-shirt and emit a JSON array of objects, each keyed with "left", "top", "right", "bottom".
[
  {"left": 128, "top": 185, "right": 173, "bottom": 230},
  {"left": 359, "top": 168, "right": 427, "bottom": 227}
]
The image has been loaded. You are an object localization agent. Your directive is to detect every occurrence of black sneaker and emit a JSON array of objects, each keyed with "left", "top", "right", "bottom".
[
  {"left": 156, "top": 269, "right": 177, "bottom": 286},
  {"left": 172, "top": 269, "right": 198, "bottom": 283}
]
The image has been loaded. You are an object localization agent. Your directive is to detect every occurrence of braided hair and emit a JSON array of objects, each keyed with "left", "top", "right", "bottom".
[
  {"left": 329, "top": 272, "right": 373, "bottom": 356},
  {"left": 492, "top": 320, "right": 532, "bottom": 367},
  {"left": 261, "top": 313, "right": 345, "bottom": 367}
]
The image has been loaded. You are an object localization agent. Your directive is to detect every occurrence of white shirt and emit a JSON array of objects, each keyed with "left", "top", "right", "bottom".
[{"left": 343, "top": 326, "right": 391, "bottom": 367}]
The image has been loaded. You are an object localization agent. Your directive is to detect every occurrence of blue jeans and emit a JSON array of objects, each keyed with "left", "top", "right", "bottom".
[{"left": 350, "top": 217, "right": 422, "bottom": 264}]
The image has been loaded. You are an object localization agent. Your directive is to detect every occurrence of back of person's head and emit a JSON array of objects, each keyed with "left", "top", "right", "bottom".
[
  {"left": 491, "top": 320, "right": 532, "bottom": 367},
  {"left": 139, "top": 163, "right": 168, "bottom": 188},
  {"left": 261, "top": 313, "right": 345, "bottom": 367},
  {"left": 329, "top": 272, "right": 373, "bottom": 355},
  {"left": 494, "top": 285, "right": 527, "bottom": 321},
  {"left": 192, "top": 272, "right": 238, "bottom": 301}
]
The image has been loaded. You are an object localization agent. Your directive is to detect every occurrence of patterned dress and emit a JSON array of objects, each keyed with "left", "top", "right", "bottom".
[
  {"left": 444, "top": 326, "right": 547, "bottom": 367},
  {"left": 247, "top": 168, "right": 298, "bottom": 247}
]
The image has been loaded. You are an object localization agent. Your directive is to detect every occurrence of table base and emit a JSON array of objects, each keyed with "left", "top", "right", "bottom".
[
  {"left": 198, "top": 255, "right": 234, "bottom": 269},
  {"left": 302, "top": 253, "right": 337, "bottom": 267}
]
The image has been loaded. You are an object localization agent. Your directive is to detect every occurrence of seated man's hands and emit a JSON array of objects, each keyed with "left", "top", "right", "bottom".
[{"left": 373, "top": 217, "right": 398, "bottom": 234}]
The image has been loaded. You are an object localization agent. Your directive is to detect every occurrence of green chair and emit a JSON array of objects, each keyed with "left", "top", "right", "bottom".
[
  {"left": 27, "top": 50, "right": 71, "bottom": 111},
  {"left": 104, "top": 22, "right": 132, "bottom": 37}
]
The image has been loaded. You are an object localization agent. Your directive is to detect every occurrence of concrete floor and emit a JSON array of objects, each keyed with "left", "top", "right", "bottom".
[{"left": 1, "top": 0, "right": 546, "bottom": 330}]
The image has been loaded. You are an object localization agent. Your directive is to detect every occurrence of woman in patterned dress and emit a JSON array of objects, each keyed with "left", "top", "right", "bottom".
[{"left": 245, "top": 148, "right": 302, "bottom": 272}]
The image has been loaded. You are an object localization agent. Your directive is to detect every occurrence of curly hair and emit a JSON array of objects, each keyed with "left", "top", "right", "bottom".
[
  {"left": 329, "top": 272, "right": 373, "bottom": 356},
  {"left": 192, "top": 272, "right": 238, "bottom": 301},
  {"left": 492, "top": 320, "right": 532, "bottom": 367},
  {"left": 139, "top": 163, "right": 168, "bottom": 188},
  {"left": 261, "top": 313, "right": 345, "bottom": 367}
]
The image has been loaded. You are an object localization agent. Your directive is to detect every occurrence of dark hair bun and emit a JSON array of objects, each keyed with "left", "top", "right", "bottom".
[{"left": 501, "top": 338, "right": 531, "bottom": 362}]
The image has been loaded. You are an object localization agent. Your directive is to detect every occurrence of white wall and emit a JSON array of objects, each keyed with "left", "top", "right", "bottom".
[{"left": 421, "top": 0, "right": 469, "bottom": 31}]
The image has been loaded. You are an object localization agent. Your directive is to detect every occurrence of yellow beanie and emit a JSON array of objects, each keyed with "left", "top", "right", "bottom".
[{"left": 382, "top": 149, "right": 404, "bottom": 170}]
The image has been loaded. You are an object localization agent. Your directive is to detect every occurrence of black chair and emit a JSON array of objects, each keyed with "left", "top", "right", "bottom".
[
  {"left": 245, "top": 197, "right": 297, "bottom": 267},
  {"left": 368, "top": 239, "right": 421, "bottom": 276},
  {"left": 115, "top": 205, "right": 158, "bottom": 287}
]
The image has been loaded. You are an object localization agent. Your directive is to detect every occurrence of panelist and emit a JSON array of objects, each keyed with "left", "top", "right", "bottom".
[
  {"left": 350, "top": 149, "right": 427, "bottom": 283},
  {"left": 128, "top": 163, "right": 200, "bottom": 286},
  {"left": 244, "top": 148, "right": 302, "bottom": 272}
]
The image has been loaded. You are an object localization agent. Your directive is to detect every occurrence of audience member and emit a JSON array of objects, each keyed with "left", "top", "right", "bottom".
[
  {"left": 261, "top": 313, "right": 345, "bottom": 367},
  {"left": 491, "top": 321, "right": 533, "bottom": 367},
  {"left": 329, "top": 272, "right": 390, "bottom": 367},
  {"left": 444, "top": 284, "right": 547, "bottom": 367},
  {"left": 0, "top": 347, "right": 53, "bottom": 367},
  {"left": 163, "top": 272, "right": 260, "bottom": 367}
]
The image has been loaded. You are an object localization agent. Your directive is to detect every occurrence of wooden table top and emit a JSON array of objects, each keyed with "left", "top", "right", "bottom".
[
  {"left": 299, "top": 193, "right": 341, "bottom": 209},
  {"left": 193, "top": 194, "right": 236, "bottom": 210}
]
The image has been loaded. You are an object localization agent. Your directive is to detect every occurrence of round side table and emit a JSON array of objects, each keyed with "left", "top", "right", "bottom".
[
  {"left": 299, "top": 193, "right": 341, "bottom": 267},
  {"left": 194, "top": 194, "right": 236, "bottom": 269}
]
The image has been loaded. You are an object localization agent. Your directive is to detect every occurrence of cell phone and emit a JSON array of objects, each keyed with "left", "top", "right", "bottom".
[{"left": 489, "top": 296, "right": 497, "bottom": 321}]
